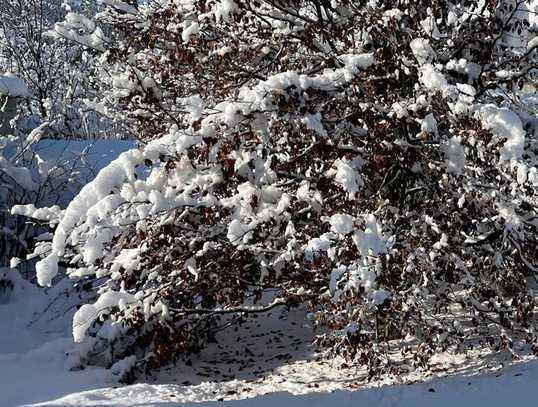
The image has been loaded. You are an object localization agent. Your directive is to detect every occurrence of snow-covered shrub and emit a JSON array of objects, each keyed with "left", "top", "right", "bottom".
[{"left": 21, "top": 0, "right": 538, "bottom": 379}]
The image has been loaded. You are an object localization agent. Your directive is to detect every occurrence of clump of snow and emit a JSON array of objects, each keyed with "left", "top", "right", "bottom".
[
  {"left": 329, "top": 158, "right": 364, "bottom": 199},
  {"left": 73, "top": 291, "right": 136, "bottom": 343},
  {"left": 382, "top": 8, "right": 403, "bottom": 24},
  {"left": 391, "top": 102, "right": 409, "bottom": 119},
  {"left": 421, "top": 13, "right": 441, "bottom": 39},
  {"left": 353, "top": 214, "right": 387, "bottom": 257},
  {"left": 214, "top": 0, "right": 237, "bottom": 23},
  {"left": 101, "top": 0, "right": 138, "bottom": 15},
  {"left": 33, "top": 151, "right": 137, "bottom": 285},
  {"left": 11, "top": 204, "right": 63, "bottom": 223},
  {"left": 0, "top": 156, "right": 37, "bottom": 191},
  {"left": 328, "top": 214, "right": 354, "bottom": 235},
  {"left": 109, "top": 355, "right": 137, "bottom": 382},
  {"left": 419, "top": 64, "right": 448, "bottom": 91},
  {"left": 410, "top": 38, "right": 436, "bottom": 65},
  {"left": 35, "top": 254, "right": 60, "bottom": 287},
  {"left": 305, "top": 234, "right": 333, "bottom": 261},
  {"left": 476, "top": 105, "right": 526, "bottom": 162},
  {"left": 227, "top": 218, "right": 254, "bottom": 245},
  {"left": 445, "top": 58, "right": 481, "bottom": 81},
  {"left": 110, "top": 248, "right": 142, "bottom": 279},
  {"left": 250, "top": 52, "right": 373, "bottom": 99},
  {"left": 528, "top": 36, "right": 538, "bottom": 51},
  {"left": 182, "top": 21, "right": 199, "bottom": 43},
  {"left": 497, "top": 202, "right": 522, "bottom": 232},
  {"left": 9, "top": 257, "right": 21, "bottom": 269},
  {"left": 216, "top": 45, "right": 233, "bottom": 56},
  {"left": 421, "top": 113, "right": 438, "bottom": 135},
  {"left": 337, "top": 53, "right": 376, "bottom": 73},
  {"left": 25, "top": 122, "right": 49, "bottom": 145},
  {"left": 302, "top": 113, "right": 327, "bottom": 137},
  {"left": 441, "top": 136, "right": 465, "bottom": 174},
  {"left": 53, "top": 13, "right": 106, "bottom": 51},
  {"left": 181, "top": 95, "right": 204, "bottom": 120}
]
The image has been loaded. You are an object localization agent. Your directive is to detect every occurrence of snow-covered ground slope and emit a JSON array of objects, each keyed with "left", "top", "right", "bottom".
[
  {"left": 0, "top": 272, "right": 111, "bottom": 407},
  {"left": 26, "top": 359, "right": 538, "bottom": 407},
  {"left": 0, "top": 282, "right": 538, "bottom": 407},
  {"left": 1, "top": 273, "right": 537, "bottom": 407}
]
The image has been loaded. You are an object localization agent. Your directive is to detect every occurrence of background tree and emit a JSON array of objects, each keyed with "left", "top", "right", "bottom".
[{"left": 0, "top": 0, "right": 125, "bottom": 139}]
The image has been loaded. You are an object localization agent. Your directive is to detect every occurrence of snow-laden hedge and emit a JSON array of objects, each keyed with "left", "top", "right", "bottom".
[{"left": 18, "top": 0, "right": 538, "bottom": 379}]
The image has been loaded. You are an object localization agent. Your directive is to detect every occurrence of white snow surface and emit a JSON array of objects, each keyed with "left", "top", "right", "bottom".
[
  {"left": 53, "top": 13, "right": 106, "bottom": 51},
  {"left": 442, "top": 136, "right": 466, "bottom": 174},
  {"left": 328, "top": 213, "right": 354, "bottom": 235},
  {"left": 410, "top": 38, "right": 435, "bottom": 65},
  {"left": 182, "top": 21, "right": 199, "bottom": 43},
  {"left": 2, "top": 274, "right": 538, "bottom": 407},
  {"left": 419, "top": 64, "right": 448, "bottom": 91},
  {"left": 72, "top": 291, "right": 136, "bottom": 342},
  {"left": 476, "top": 105, "right": 526, "bottom": 162},
  {"left": 0, "top": 73, "right": 29, "bottom": 97},
  {"left": 26, "top": 362, "right": 538, "bottom": 407}
]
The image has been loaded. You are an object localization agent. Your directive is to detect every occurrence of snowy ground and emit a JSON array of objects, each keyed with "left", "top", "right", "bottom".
[
  {"left": 26, "top": 360, "right": 538, "bottom": 407},
  {"left": 1, "top": 272, "right": 537, "bottom": 407}
]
